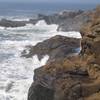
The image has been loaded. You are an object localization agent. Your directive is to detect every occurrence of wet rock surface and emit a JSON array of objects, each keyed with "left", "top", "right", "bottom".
[
  {"left": 21, "top": 35, "right": 80, "bottom": 62},
  {"left": 0, "top": 19, "right": 27, "bottom": 27},
  {"left": 28, "top": 6, "right": 100, "bottom": 100},
  {"left": 0, "top": 10, "right": 90, "bottom": 31},
  {"left": 0, "top": 18, "right": 38, "bottom": 27}
]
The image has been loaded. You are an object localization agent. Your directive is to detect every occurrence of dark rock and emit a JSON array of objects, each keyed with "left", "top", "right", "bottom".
[
  {"left": 5, "top": 81, "right": 14, "bottom": 92},
  {"left": 28, "top": 84, "right": 54, "bottom": 100},
  {"left": 29, "top": 19, "right": 39, "bottom": 25},
  {"left": 0, "top": 18, "right": 39, "bottom": 27},
  {"left": 38, "top": 10, "right": 84, "bottom": 25},
  {"left": 21, "top": 35, "right": 81, "bottom": 62},
  {"left": 37, "top": 10, "right": 90, "bottom": 32},
  {"left": 0, "top": 19, "right": 27, "bottom": 27},
  {"left": 57, "top": 11, "right": 91, "bottom": 32}
]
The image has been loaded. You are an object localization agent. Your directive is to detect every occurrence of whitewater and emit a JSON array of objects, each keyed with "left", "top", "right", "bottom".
[{"left": 0, "top": 19, "right": 81, "bottom": 100}]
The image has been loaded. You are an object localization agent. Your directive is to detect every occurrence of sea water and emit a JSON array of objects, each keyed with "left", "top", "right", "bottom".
[
  {"left": 0, "top": 19, "right": 81, "bottom": 100},
  {"left": 0, "top": 1, "right": 98, "bottom": 99}
]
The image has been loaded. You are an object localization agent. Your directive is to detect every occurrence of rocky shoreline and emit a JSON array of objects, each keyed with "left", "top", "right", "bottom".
[
  {"left": 0, "top": 9, "right": 90, "bottom": 32},
  {"left": 21, "top": 35, "right": 81, "bottom": 62},
  {"left": 27, "top": 6, "right": 100, "bottom": 100}
]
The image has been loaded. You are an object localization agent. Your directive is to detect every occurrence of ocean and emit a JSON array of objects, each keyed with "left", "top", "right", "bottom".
[
  {"left": 0, "top": 1, "right": 95, "bottom": 100},
  {"left": 0, "top": 2, "right": 97, "bottom": 16}
]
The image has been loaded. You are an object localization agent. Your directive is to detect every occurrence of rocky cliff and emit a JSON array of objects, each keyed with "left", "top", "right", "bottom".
[{"left": 28, "top": 6, "right": 100, "bottom": 100}]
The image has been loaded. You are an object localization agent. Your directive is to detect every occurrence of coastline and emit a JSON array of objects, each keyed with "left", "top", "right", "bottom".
[{"left": 0, "top": 3, "right": 100, "bottom": 100}]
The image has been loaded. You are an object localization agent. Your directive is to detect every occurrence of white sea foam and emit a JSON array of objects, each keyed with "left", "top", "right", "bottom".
[
  {"left": 57, "top": 31, "right": 82, "bottom": 38},
  {"left": 0, "top": 26, "right": 5, "bottom": 30},
  {"left": 0, "top": 16, "right": 30, "bottom": 22},
  {"left": 0, "top": 53, "right": 49, "bottom": 100},
  {"left": 11, "top": 18, "right": 30, "bottom": 21},
  {"left": 32, "top": 55, "right": 49, "bottom": 69},
  {"left": 0, "top": 19, "right": 82, "bottom": 100},
  {"left": 35, "top": 20, "right": 58, "bottom": 30},
  {"left": 35, "top": 20, "right": 47, "bottom": 26}
]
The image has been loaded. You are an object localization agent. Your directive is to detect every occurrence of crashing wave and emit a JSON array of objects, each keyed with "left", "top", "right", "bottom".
[
  {"left": 0, "top": 17, "right": 82, "bottom": 100},
  {"left": 35, "top": 20, "right": 47, "bottom": 26}
]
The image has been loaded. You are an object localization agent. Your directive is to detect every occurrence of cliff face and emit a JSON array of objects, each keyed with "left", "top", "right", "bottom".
[{"left": 28, "top": 6, "right": 100, "bottom": 100}]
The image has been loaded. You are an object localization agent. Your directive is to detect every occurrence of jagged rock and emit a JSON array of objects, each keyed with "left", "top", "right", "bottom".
[
  {"left": 0, "top": 19, "right": 27, "bottom": 27},
  {"left": 28, "top": 84, "right": 54, "bottom": 100},
  {"left": 57, "top": 11, "right": 91, "bottom": 32},
  {"left": 38, "top": 10, "right": 84, "bottom": 24},
  {"left": 38, "top": 10, "right": 90, "bottom": 32},
  {"left": 28, "top": 33, "right": 100, "bottom": 100},
  {"left": 0, "top": 18, "right": 39, "bottom": 27},
  {"left": 28, "top": 6, "right": 100, "bottom": 100},
  {"left": 29, "top": 19, "right": 39, "bottom": 24},
  {"left": 21, "top": 35, "right": 80, "bottom": 61}
]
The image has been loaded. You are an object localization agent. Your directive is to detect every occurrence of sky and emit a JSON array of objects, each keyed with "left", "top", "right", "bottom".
[{"left": 0, "top": 0, "right": 100, "bottom": 4}]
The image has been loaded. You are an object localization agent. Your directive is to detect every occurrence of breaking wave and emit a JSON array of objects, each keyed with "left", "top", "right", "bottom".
[{"left": 0, "top": 19, "right": 82, "bottom": 100}]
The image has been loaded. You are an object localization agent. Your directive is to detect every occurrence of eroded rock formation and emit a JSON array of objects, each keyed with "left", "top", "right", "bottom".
[
  {"left": 22, "top": 35, "right": 80, "bottom": 62},
  {"left": 28, "top": 6, "right": 100, "bottom": 100}
]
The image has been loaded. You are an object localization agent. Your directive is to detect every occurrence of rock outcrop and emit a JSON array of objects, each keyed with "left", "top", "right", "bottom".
[
  {"left": 28, "top": 6, "right": 100, "bottom": 100},
  {"left": 0, "top": 19, "right": 27, "bottom": 27},
  {"left": 0, "top": 18, "right": 38, "bottom": 27},
  {"left": 22, "top": 35, "right": 80, "bottom": 62},
  {"left": 0, "top": 10, "right": 90, "bottom": 30},
  {"left": 38, "top": 10, "right": 84, "bottom": 24},
  {"left": 38, "top": 10, "right": 90, "bottom": 32}
]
